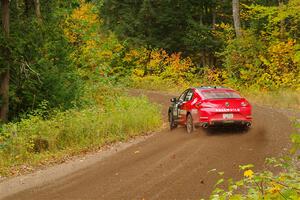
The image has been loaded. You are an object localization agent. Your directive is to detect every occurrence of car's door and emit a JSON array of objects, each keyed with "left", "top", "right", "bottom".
[
  {"left": 178, "top": 89, "right": 194, "bottom": 124},
  {"left": 173, "top": 90, "right": 188, "bottom": 123}
]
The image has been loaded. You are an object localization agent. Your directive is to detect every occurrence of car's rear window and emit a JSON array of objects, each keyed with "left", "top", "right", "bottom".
[{"left": 201, "top": 90, "right": 241, "bottom": 99}]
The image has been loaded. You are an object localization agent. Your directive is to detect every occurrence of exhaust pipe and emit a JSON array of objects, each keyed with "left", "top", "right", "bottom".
[
  {"left": 246, "top": 122, "right": 251, "bottom": 127},
  {"left": 202, "top": 123, "right": 209, "bottom": 128}
]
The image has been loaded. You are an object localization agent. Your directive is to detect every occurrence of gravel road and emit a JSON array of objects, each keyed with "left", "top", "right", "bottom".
[{"left": 1, "top": 90, "right": 292, "bottom": 200}]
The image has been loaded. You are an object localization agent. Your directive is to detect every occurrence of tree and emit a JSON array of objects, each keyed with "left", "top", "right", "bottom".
[
  {"left": 101, "top": 0, "right": 231, "bottom": 66},
  {"left": 232, "top": 0, "right": 242, "bottom": 37},
  {"left": 34, "top": 0, "right": 42, "bottom": 23},
  {"left": 0, "top": 0, "right": 10, "bottom": 122},
  {"left": 0, "top": 0, "right": 83, "bottom": 120}
]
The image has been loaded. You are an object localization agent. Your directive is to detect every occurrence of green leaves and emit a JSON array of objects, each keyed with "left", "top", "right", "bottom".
[
  {"left": 239, "top": 164, "right": 254, "bottom": 170},
  {"left": 215, "top": 178, "right": 224, "bottom": 187},
  {"left": 101, "top": 0, "right": 230, "bottom": 55},
  {"left": 290, "top": 133, "right": 300, "bottom": 154},
  {"left": 5, "top": 1, "right": 83, "bottom": 120}
]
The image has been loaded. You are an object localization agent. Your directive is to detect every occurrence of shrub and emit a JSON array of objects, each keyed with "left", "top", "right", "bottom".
[{"left": 211, "top": 161, "right": 300, "bottom": 199}]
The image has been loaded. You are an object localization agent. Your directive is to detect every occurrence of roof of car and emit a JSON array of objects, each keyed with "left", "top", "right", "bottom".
[{"left": 194, "top": 86, "right": 232, "bottom": 90}]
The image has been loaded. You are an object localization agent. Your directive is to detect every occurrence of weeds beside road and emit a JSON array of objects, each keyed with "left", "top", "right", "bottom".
[{"left": 0, "top": 85, "right": 162, "bottom": 177}]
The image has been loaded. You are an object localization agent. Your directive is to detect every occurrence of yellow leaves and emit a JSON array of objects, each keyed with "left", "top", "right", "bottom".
[
  {"left": 98, "top": 51, "right": 113, "bottom": 60},
  {"left": 63, "top": 2, "right": 99, "bottom": 44},
  {"left": 267, "top": 182, "right": 282, "bottom": 194},
  {"left": 85, "top": 40, "right": 97, "bottom": 50},
  {"left": 113, "top": 44, "right": 124, "bottom": 53},
  {"left": 123, "top": 49, "right": 141, "bottom": 63},
  {"left": 72, "top": 3, "right": 97, "bottom": 22},
  {"left": 62, "top": 1, "right": 124, "bottom": 73},
  {"left": 264, "top": 39, "right": 300, "bottom": 88},
  {"left": 133, "top": 69, "right": 145, "bottom": 77},
  {"left": 243, "top": 169, "right": 254, "bottom": 179},
  {"left": 125, "top": 48, "right": 194, "bottom": 83},
  {"left": 278, "top": 174, "right": 287, "bottom": 182},
  {"left": 201, "top": 67, "right": 225, "bottom": 85}
]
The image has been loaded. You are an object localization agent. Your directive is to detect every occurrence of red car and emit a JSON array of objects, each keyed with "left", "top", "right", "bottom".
[{"left": 168, "top": 86, "right": 252, "bottom": 133}]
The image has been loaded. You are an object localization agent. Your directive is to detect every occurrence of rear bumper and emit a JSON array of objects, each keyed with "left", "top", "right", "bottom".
[{"left": 195, "top": 108, "right": 252, "bottom": 127}]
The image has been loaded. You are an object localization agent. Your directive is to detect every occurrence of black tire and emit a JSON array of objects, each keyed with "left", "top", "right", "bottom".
[
  {"left": 169, "top": 111, "right": 177, "bottom": 130},
  {"left": 242, "top": 124, "right": 251, "bottom": 132},
  {"left": 186, "top": 114, "right": 194, "bottom": 134}
]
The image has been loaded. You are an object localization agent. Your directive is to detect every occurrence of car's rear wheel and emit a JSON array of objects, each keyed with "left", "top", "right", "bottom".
[
  {"left": 186, "top": 114, "right": 194, "bottom": 134},
  {"left": 242, "top": 122, "right": 251, "bottom": 132},
  {"left": 169, "top": 111, "right": 177, "bottom": 130}
]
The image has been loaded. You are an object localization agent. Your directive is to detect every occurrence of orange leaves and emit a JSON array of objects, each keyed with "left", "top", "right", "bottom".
[
  {"left": 201, "top": 67, "right": 226, "bottom": 86},
  {"left": 128, "top": 48, "right": 194, "bottom": 84}
]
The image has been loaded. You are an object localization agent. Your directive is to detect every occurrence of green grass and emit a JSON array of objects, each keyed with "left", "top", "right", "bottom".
[
  {"left": 242, "top": 89, "right": 300, "bottom": 110},
  {"left": 0, "top": 95, "right": 162, "bottom": 176}
]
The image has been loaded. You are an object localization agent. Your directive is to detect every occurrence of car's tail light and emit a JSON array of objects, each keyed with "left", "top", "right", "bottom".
[{"left": 241, "top": 101, "right": 248, "bottom": 107}]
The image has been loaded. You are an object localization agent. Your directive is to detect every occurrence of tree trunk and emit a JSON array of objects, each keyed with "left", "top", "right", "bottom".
[
  {"left": 279, "top": 0, "right": 285, "bottom": 40},
  {"left": 0, "top": 71, "right": 9, "bottom": 122},
  {"left": 0, "top": 0, "right": 10, "bottom": 122},
  {"left": 212, "top": 7, "right": 216, "bottom": 30},
  {"left": 232, "top": 0, "right": 242, "bottom": 37},
  {"left": 24, "top": 0, "right": 32, "bottom": 16},
  {"left": 2, "top": 0, "right": 9, "bottom": 36},
  {"left": 200, "top": 14, "right": 203, "bottom": 26},
  {"left": 34, "top": 0, "right": 42, "bottom": 22}
]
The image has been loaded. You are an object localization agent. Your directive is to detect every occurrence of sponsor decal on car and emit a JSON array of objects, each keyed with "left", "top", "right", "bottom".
[{"left": 215, "top": 108, "right": 240, "bottom": 112}]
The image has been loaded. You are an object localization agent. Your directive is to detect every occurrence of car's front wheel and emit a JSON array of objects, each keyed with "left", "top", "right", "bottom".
[
  {"left": 186, "top": 114, "right": 194, "bottom": 134},
  {"left": 169, "top": 111, "right": 177, "bottom": 130}
]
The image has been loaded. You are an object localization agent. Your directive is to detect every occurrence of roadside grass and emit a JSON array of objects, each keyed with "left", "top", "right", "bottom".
[
  {"left": 242, "top": 89, "right": 300, "bottom": 110},
  {"left": 130, "top": 76, "right": 189, "bottom": 93},
  {"left": 0, "top": 93, "right": 162, "bottom": 177}
]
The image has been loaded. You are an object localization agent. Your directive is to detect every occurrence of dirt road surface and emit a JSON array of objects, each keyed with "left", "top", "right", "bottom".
[{"left": 2, "top": 90, "right": 292, "bottom": 200}]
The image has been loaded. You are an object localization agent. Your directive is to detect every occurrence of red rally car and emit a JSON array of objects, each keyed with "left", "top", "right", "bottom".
[{"left": 168, "top": 86, "right": 252, "bottom": 133}]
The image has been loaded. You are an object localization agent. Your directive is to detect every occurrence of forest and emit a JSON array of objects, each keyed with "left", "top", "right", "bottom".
[
  {"left": 0, "top": 0, "right": 299, "bottom": 199},
  {"left": 0, "top": 0, "right": 299, "bottom": 121},
  {"left": 0, "top": 0, "right": 299, "bottom": 122}
]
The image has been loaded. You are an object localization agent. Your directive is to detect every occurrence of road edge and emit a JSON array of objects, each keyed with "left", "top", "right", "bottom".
[{"left": 0, "top": 132, "right": 158, "bottom": 199}]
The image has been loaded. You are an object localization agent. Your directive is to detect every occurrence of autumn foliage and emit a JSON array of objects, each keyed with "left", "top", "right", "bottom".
[{"left": 62, "top": 2, "right": 300, "bottom": 92}]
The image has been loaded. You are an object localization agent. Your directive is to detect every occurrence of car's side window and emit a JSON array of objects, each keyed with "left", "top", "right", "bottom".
[
  {"left": 178, "top": 90, "right": 188, "bottom": 102},
  {"left": 184, "top": 90, "right": 194, "bottom": 102}
]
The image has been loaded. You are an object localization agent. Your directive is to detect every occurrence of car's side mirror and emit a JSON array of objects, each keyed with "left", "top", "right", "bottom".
[{"left": 170, "top": 97, "right": 177, "bottom": 103}]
